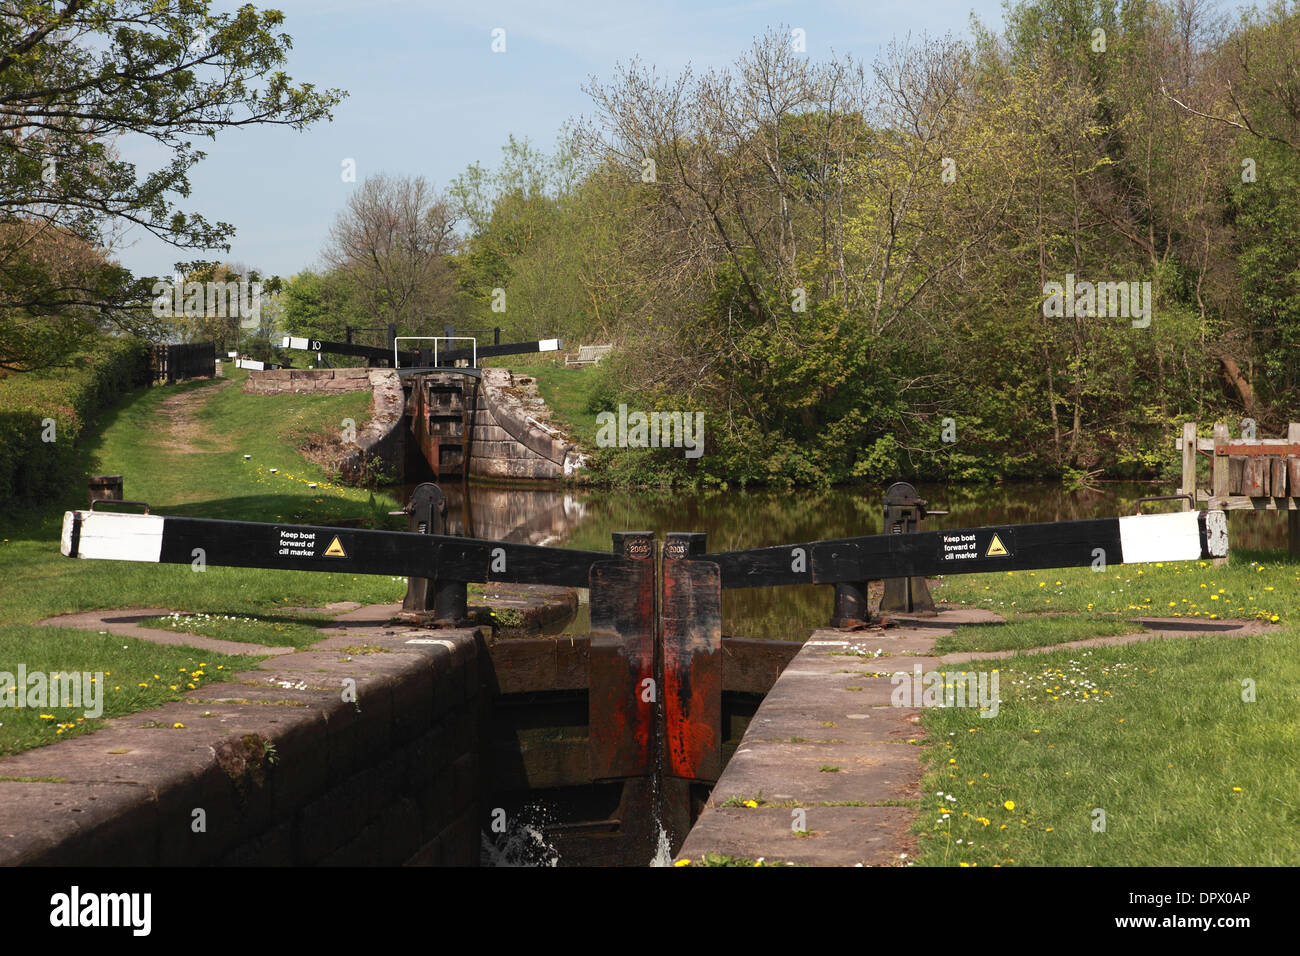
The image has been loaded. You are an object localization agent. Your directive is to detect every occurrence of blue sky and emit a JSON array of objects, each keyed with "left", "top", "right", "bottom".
[{"left": 107, "top": 0, "right": 1221, "bottom": 279}]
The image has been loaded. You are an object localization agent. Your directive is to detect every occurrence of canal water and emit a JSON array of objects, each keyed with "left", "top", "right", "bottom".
[{"left": 407, "top": 479, "right": 1292, "bottom": 641}]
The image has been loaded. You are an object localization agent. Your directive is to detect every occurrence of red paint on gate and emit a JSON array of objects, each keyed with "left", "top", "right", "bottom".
[
  {"left": 588, "top": 536, "right": 657, "bottom": 781},
  {"left": 661, "top": 556, "right": 723, "bottom": 783}
]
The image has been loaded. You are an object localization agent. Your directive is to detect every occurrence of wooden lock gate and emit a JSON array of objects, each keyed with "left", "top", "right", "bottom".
[{"left": 61, "top": 498, "right": 1228, "bottom": 864}]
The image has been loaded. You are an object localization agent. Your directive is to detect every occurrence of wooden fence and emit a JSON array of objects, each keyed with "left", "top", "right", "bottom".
[
  {"left": 152, "top": 342, "right": 215, "bottom": 383},
  {"left": 1177, "top": 421, "right": 1300, "bottom": 555}
]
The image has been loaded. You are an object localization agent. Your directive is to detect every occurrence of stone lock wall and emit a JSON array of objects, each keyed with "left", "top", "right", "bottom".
[
  {"left": 0, "top": 626, "right": 484, "bottom": 866},
  {"left": 469, "top": 368, "right": 587, "bottom": 480}
]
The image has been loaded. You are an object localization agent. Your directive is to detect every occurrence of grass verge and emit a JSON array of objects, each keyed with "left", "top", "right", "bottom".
[
  {"left": 0, "top": 367, "right": 407, "bottom": 755},
  {"left": 913, "top": 550, "right": 1300, "bottom": 865},
  {"left": 0, "top": 624, "right": 261, "bottom": 757}
]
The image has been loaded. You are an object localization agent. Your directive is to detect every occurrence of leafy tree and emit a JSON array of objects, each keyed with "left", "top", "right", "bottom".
[
  {"left": 0, "top": 0, "right": 345, "bottom": 370},
  {"left": 280, "top": 269, "right": 366, "bottom": 344}
]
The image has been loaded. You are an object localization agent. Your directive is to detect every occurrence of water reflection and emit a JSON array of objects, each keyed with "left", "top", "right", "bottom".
[{"left": 399, "top": 480, "right": 1291, "bottom": 640}]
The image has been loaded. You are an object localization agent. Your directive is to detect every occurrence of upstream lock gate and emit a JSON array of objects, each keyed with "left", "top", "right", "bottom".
[{"left": 60, "top": 500, "right": 1228, "bottom": 865}]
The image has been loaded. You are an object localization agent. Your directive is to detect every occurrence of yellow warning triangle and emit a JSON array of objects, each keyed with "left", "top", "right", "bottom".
[
  {"left": 986, "top": 534, "right": 1008, "bottom": 557},
  {"left": 324, "top": 536, "right": 347, "bottom": 558}
]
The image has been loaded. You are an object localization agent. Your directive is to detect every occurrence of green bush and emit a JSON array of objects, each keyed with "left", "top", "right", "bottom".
[{"left": 0, "top": 335, "right": 151, "bottom": 504}]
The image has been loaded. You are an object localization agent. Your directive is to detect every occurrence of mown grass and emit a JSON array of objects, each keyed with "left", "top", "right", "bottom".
[
  {"left": 96, "top": 371, "right": 378, "bottom": 515},
  {"left": 913, "top": 633, "right": 1299, "bottom": 866},
  {"left": 0, "top": 624, "right": 262, "bottom": 757},
  {"left": 934, "top": 552, "right": 1295, "bottom": 624},
  {"left": 0, "top": 367, "right": 407, "bottom": 755},
  {"left": 914, "top": 550, "right": 1300, "bottom": 866}
]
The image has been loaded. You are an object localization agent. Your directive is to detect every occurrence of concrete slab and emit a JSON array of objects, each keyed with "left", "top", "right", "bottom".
[
  {"left": 678, "top": 806, "right": 915, "bottom": 866},
  {"left": 0, "top": 781, "right": 160, "bottom": 866},
  {"left": 889, "top": 606, "right": 1005, "bottom": 625},
  {"left": 745, "top": 706, "right": 921, "bottom": 745},
  {"left": 709, "top": 741, "right": 921, "bottom": 806}
]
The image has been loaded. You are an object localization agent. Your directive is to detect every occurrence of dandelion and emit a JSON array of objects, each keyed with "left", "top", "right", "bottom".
[{"left": 1003, "top": 800, "right": 1015, "bottom": 811}]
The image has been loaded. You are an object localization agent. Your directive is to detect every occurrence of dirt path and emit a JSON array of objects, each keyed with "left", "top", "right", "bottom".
[
  {"left": 36, "top": 608, "right": 296, "bottom": 657},
  {"left": 155, "top": 380, "right": 234, "bottom": 454},
  {"left": 35, "top": 602, "right": 395, "bottom": 658},
  {"left": 938, "top": 616, "right": 1274, "bottom": 664}
]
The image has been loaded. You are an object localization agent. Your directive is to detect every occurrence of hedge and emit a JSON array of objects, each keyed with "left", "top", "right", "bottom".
[{"left": 0, "top": 336, "right": 152, "bottom": 506}]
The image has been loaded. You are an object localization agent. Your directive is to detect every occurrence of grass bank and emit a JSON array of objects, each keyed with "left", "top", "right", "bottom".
[
  {"left": 913, "top": 551, "right": 1300, "bottom": 865},
  {"left": 0, "top": 367, "right": 407, "bottom": 756}
]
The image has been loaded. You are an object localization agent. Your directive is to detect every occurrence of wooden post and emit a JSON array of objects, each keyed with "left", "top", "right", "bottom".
[
  {"left": 1229, "top": 457, "right": 1245, "bottom": 495},
  {"left": 87, "top": 475, "right": 124, "bottom": 507},
  {"left": 1211, "top": 423, "right": 1230, "bottom": 508},
  {"left": 1244, "top": 457, "right": 1267, "bottom": 497},
  {"left": 588, "top": 532, "right": 656, "bottom": 783},
  {"left": 1181, "top": 422, "right": 1197, "bottom": 509},
  {"left": 661, "top": 532, "right": 720, "bottom": 784},
  {"left": 1290, "top": 423, "right": 1300, "bottom": 558},
  {"left": 1212, "top": 423, "right": 1230, "bottom": 566},
  {"left": 1272, "top": 457, "right": 1288, "bottom": 498},
  {"left": 831, "top": 581, "right": 871, "bottom": 627}
]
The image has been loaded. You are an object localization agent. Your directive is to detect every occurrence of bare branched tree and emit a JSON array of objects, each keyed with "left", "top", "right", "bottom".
[{"left": 322, "top": 173, "right": 460, "bottom": 333}]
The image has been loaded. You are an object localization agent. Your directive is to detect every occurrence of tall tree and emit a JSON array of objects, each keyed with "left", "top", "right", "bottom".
[
  {"left": 0, "top": 0, "right": 344, "bottom": 370},
  {"left": 321, "top": 173, "right": 459, "bottom": 335}
]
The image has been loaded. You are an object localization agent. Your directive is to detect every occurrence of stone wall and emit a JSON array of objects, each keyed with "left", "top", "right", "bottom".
[
  {"left": 470, "top": 368, "right": 587, "bottom": 480},
  {"left": 242, "top": 367, "right": 375, "bottom": 394},
  {"left": 0, "top": 624, "right": 483, "bottom": 866},
  {"left": 242, "top": 365, "right": 587, "bottom": 483}
]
